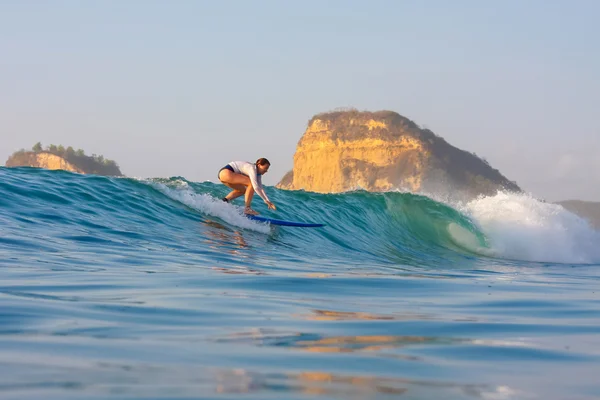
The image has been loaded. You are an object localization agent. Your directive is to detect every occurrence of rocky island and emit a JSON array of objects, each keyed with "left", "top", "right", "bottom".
[{"left": 277, "top": 110, "right": 520, "bottom": 199}]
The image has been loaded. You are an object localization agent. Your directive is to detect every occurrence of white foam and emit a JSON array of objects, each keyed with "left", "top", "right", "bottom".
[
  {"left": 460, "top": 192, "right": 600, "bottom": 264},
  {"left": 146, "top": 180, "right": 270, "bottom": 233}
]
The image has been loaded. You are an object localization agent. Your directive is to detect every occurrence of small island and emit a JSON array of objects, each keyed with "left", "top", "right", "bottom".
[{"left": 5, "top": 143, "right": 122, "bottom": 176}]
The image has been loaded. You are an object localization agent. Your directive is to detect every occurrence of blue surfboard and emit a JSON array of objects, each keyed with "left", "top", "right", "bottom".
[{"left": 246, "top": 215, "right": 325, "bottom": 228}]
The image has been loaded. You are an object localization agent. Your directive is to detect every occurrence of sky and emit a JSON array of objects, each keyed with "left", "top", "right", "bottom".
[{"left": 1, "top": 0, "right": 598, "bottom": 201}]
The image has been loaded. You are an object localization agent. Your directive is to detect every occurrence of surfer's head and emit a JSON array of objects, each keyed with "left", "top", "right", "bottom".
[{"left": 256, "top": 158, "right": 270, "bottom": 175}]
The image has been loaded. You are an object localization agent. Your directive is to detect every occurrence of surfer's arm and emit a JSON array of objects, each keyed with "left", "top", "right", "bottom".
[{"left": 247, "top": 167, "right": 272, "bottom": 205}]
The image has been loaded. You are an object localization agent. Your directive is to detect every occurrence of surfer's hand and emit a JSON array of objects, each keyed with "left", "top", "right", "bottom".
[{"left": 267, "top": 201, "right": 276, "bottom": 210}]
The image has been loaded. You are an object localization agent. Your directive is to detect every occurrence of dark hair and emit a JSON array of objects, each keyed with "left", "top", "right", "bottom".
[{"left": 256, "top": 158, "right": 270, "bottom": 166}]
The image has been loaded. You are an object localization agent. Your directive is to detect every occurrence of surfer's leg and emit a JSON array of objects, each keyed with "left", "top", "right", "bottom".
[
  {"left": 244, "top": 185, "right": 255, "bottom": 208},
  {"left": 222, "top": 183, "right": 246, "bottom": 202},
  {"left": 226, "top": 187, "right": 246, "bottom": 202},
  {"left": 219, "top": 170, "right": 258, "bottom": 214},
  {"left": 219, "top": 170, "right": 252, "bottom": 202}
]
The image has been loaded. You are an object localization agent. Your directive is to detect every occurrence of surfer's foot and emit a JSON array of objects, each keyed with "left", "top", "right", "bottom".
[
  {"left": 244, "top": 207, "right": 259, "bottom": 216},
  {"left": 221, "top": 197, "right": 229, "bottom": 203}
]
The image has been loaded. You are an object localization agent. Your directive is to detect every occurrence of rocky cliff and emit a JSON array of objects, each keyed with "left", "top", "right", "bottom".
[
  {"left": 6, "top": 151, "right": 122, "bottom": 176},
  {"left": 6, "top": 152, "right": 85, "bottom": 174},
  {"left": 277, "top": 110, "right": 520, "bottom": 199}
]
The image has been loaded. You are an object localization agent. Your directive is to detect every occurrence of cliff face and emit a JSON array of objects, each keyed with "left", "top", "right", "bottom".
[
  {"left": 6, "top": 152, "right": 85, "bottom": 174},
  {"left": 277, "top": 110, "right": 520, "bottom": 199},
  {"left": 5, "top": 151, "right": 122, "bottom": 176}
]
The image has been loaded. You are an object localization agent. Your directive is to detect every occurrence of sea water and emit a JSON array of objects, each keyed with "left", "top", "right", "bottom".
[{"left": 1, "top": 167, "right": 599, "bottom": 399}]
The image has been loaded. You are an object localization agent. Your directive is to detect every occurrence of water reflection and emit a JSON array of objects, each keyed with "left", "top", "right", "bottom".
[
  {"left": 212, "top": 265, "right": 265, "bottom": 275},
  {"left": 293, "top": 334, "right": 460, "bottom": 354},
  {"left": 203, "top": 228, "right": 249, "bottom": 250},
  {"left": 203, "top": 219, "right": 230, "bottom": 231},
  {"left": 214, "top": 368, "right": 502, "bottom": 398},
  {"left": 214, "top": 328, "right": 464, "bottom": 354},
  {"left": 304, "top": 309, "right": 432, "bottom": 321},
  {"left": 201, "top": 219, "right": 250, "bottom": 254}
]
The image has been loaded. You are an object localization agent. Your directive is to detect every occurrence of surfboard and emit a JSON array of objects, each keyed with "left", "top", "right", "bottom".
[{"left": 246, "top": 214, "right": 325, "bottom": 228}]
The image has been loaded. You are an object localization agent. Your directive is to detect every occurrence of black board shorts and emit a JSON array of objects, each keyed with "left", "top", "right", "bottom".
[{"left": 218, "top": 165, "right": 234, "bottom": 180}]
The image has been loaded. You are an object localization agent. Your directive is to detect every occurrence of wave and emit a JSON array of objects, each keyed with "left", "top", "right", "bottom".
[
  {"left": 460, "top": 192, "right": 600, "bottom": 264},
  {"left": 1, "top": 167, "right": 598, "bottom": 266}
]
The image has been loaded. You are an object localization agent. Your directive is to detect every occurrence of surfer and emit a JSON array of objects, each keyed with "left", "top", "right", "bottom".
[{"left": 218, "top": 158, "right": 276, "bottom": 216}]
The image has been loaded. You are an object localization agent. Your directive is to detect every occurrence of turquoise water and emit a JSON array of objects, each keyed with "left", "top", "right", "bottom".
[{"left": 1, "top": 166, "right": 599, "bottom": 399}]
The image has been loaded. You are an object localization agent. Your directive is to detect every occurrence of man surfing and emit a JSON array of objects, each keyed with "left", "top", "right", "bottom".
[{"left": 218, "top": 158, "right": 276, "bottom": 216}]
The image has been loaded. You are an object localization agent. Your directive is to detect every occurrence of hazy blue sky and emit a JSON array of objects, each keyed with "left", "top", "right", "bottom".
[{"left": 1, "top": 0, "right": 598, "bottom": 201}]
